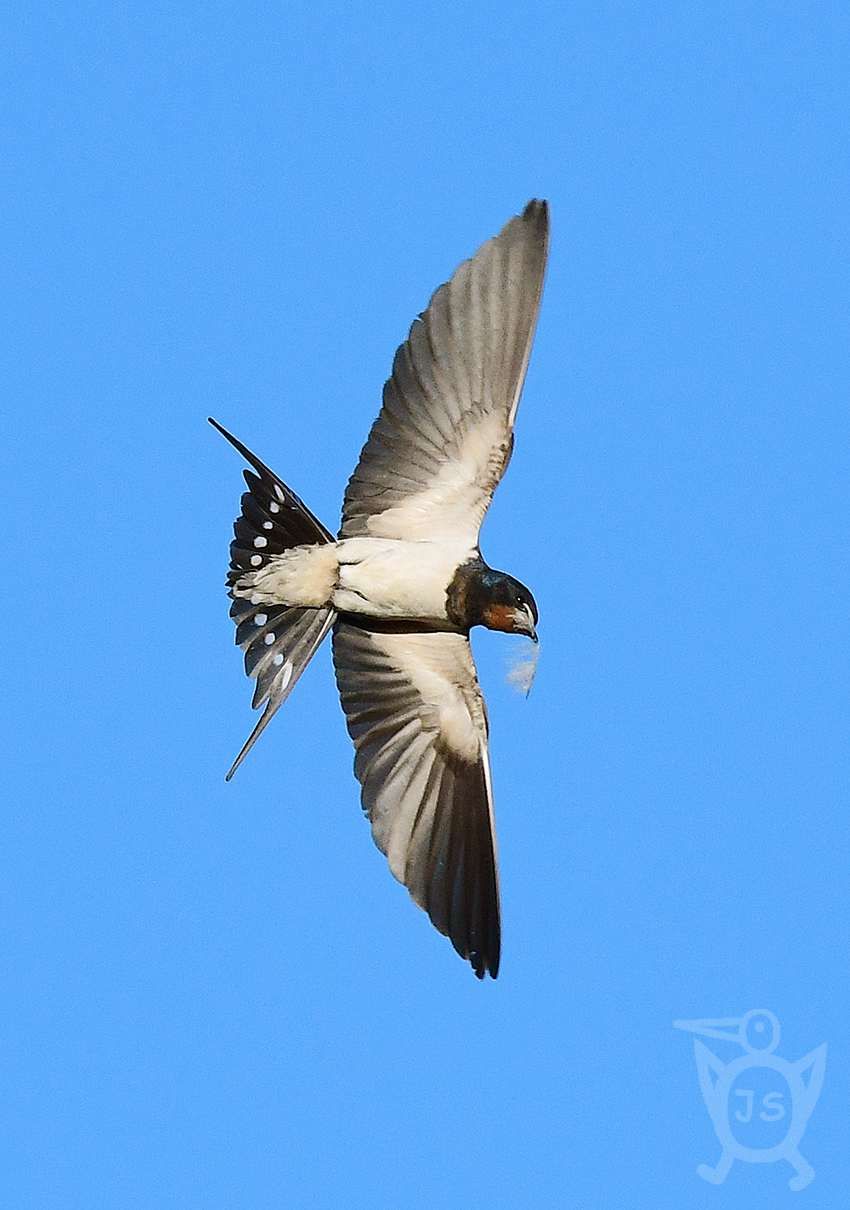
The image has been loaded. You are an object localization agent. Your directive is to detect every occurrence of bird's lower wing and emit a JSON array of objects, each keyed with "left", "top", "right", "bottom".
[{"left": 332, "top": 620, "right": 500, "bottom": 978}]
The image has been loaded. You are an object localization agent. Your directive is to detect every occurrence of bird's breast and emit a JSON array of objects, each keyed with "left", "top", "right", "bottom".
[{"left": 332, "top": 537, "right": 476, "bottom": 625}]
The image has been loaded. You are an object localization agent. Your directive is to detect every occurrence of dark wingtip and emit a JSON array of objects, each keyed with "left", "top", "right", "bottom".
[
  {"left": 522, "top": 197, "right": 549, "bottom": 231},
  {"left": 469, "top": 955, "right": 498, "bottom": 979},
  {"left": 474, "top": 955, "right": 499, "bottom": 980}
]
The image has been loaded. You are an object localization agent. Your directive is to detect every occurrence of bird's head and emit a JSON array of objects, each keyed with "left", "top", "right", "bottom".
[{"left": 477, "top": 570, "right": 538, "bottom": 642}]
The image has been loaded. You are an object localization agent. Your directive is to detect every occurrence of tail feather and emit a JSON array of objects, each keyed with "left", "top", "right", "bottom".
[
  {"left": 211, "top": 418, "right": 337, "bottom": 777},
  {"left": 225, "top": 604, "right": 336, "bottom": 780}
]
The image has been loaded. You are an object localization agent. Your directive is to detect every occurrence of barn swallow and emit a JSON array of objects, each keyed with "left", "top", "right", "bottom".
[{"left": 212, "top": 199, "right": 549, "bottom": 977}]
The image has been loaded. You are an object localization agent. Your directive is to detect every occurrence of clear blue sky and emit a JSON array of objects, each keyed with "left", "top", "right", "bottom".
[{"left": 2, "top": 3, "right": 847, "bottom": 1206}]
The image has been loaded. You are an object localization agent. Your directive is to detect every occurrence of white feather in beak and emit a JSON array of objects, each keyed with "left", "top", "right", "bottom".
[{"left": 506, "top": 635, "right": 540, "bottom": 696}]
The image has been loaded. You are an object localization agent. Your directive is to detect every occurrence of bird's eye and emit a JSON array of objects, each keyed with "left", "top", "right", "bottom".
[{"left": 516, "top": 595, "right": 524, "bottom": 605}]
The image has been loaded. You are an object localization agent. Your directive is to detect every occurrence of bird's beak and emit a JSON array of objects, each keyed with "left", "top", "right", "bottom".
[
  {"left": 525, "top": 606, "right": 538, "bottom": 644},
  {"left": 509, "top": 603, "right": 537, "bottom": 643},
  {"left": 518, "top": 605, "right": 540, "bottom": 643}
]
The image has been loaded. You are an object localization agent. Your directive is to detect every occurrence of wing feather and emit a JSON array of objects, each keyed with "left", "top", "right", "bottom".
[
  {"left": 333, "top": 621, "right": 500, "bottom": 978},
  {"left": 340, "top": 200, "right": 548, "bottom": 546}
]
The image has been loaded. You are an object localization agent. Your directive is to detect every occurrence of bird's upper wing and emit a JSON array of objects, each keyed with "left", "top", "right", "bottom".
[
  {"left": 332, "top": 620, "right": 500, "bottom": 978},
  {"left": 340, "top": 199, "right": 549, "bottom": 547}
]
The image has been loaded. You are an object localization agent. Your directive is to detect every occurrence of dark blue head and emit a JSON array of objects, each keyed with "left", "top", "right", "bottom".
[{"left": 472, "top": 567, "right": 538, "bottom": 640}]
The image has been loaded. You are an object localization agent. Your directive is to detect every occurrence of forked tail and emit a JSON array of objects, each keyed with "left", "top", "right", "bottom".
[{"left": 210, "top": 419, "right": 337, "bottom": 777}]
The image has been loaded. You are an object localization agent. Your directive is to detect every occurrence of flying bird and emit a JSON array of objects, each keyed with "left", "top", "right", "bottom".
[{"left": 212, "top": 199, "right": 549, "bottom": 977}]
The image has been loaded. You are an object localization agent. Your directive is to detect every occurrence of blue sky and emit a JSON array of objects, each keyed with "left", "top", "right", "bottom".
[{"left": 2, "top": 3, "right": 847, "bottom": 1206}]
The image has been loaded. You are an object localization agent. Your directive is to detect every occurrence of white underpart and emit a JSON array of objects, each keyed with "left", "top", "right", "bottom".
[
  {"left": 333, "top": 538, "right": 474, "bottom": 620},
  {"left": 236, "top": 545, "right": 338, "bottom": 607},
  {"left": 364, "top": 411, "right": 509, "bottom": 544},
  {"left": 233, "top": 538, "right": 475, "bottom": 624}
]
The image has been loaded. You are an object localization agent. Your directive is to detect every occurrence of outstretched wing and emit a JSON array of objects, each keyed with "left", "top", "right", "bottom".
[
  {"left": 211, "top": 419, "right": 337, "bottom": 778},
  {"left": 333, "top": 620, "right": 500, "bottom": 978},
  {"left": 340, "top": 199, "right": 549, "bottom": 547}
]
